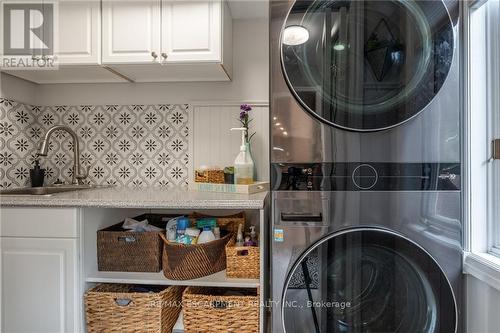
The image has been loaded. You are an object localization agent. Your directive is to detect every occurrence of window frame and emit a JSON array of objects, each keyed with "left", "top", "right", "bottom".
[
  {"left": 487, "top": 1, "right": 500, "bottom": 254},
  {"left": 464, "top": 0, "right": 500, "bottom": 290}
]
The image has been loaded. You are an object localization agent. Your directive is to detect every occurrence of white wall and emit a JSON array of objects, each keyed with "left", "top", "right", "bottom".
[
  {"left": 467, "top": 276, "right": 500, "bottom": 332},
  {"left": 192, "top": 103, "right": 269, "bottom": 181},
  {"left": 0, "top": 73, "right": 38, "bottom": 105},
  {"left": 33, "top": 19, "right": 269, "bottom": 105}
]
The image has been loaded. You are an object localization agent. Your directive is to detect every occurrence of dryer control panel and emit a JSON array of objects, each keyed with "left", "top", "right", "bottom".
[{"left": 271, "top": 163, "right": 460, "bottom": 191}]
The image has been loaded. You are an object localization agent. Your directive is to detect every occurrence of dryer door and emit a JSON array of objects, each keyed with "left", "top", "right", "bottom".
[
  {"left": 281, "top": 228, "right": 456, "bottom": 333},
  {"left": 281, "top": 0, "right": 455, "bottom": 131}
]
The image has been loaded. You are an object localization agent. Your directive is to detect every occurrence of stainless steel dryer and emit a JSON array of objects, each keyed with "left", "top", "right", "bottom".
[{"left": 270, "top": 0, "right": 462, "bottom": 332}]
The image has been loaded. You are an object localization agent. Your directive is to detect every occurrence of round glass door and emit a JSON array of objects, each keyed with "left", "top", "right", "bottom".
[
  {"left": 281, "top": 0, "right": 454, "bottom": 131},
  {"left": 282, "top": 228, "right": 456, "bottom": 333}
]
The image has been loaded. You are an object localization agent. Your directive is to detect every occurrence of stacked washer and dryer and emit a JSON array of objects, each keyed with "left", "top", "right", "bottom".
[{"left": 270, "top": 1, "right": 462, "bottom": 332}]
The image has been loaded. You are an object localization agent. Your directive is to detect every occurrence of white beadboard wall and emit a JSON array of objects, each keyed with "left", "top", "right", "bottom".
[{"left": 191, "top": 102, "right": 269, "bottom": 182}]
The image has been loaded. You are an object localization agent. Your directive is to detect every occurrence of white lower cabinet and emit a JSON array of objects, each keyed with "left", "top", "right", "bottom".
[{"left": 0, "top": 208, "right": 80, "bottom": 333}]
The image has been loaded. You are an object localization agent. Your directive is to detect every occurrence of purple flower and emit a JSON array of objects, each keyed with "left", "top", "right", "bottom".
[
  {"left": 238, "top": 104, "right": 255, "bottom": 144},
  {"left": 240, "top": 104, "right": 252, "bottom": 112}
]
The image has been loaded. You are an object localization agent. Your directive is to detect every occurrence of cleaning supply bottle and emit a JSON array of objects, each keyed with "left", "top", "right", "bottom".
[
  {"left": 236, "top": 223, "right": 244, "bottom": 246},
  {"left": 198, "top": 226, "right": 216, "bottom": 244},
  {"left": 175, "top": 217, "right": 190, "bottom": 243},
  {"left": 230, "top": 127, "right": 254, "bottom": 185},
  {"left": 250, "top": 226, "right": 257, "bottom": 246},
  {"left": 213, "top": 226, "right": 221, "bottom": 240}
]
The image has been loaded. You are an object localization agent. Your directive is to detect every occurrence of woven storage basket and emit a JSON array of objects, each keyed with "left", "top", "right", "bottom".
[
  {"left": 160, "top": 212, "right": 245, "bottom": 280},
  {"left": 194, "top": 169, "right": 209, "bottom": 183},
  {"left": 182, "top": 286, "right": 259, "bottom": 333},
  {"left": 226, "top": 237, "right": 260, "bottom": 279},
  {"left": 160, "top": 231, "right": 233, "bottom": 280},
  {"left": 97, "top": 214, "right": 177, "bottom": 272},
  {"left": 189, "top": 212, "right": 245, "bottom": 233},
  {"left": 194, "top": 169, "right": 225, "bottom": 183},
  {"left": 85, "top": 283, "right": 184, "bottom": 333},
  {"left": 207, "top": 169, "right": 225, "bottom": 183}
]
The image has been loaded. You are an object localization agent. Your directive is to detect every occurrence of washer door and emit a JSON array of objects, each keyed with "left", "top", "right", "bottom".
[
  {"left": 281, "top": 228, "right": 456, "bottom": 333},
  {"left": 281, "top": 0, "right": 454, "bottom": 131}
]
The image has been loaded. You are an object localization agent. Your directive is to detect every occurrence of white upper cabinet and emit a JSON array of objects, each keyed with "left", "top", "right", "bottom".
[
  {"left": 5, "top": 0, "right": 233, "bottom": 82},
  {"left": 102, "top": 0, "right": 161, "bottom": 64},
  {"left": 3, "top": 0, "right": 128, "bottom": 83},
  {"left": 57, "top": 0, "right": 101, "bottom": 65},
  {"left": 161, "top": 1, "right": 221, "bottom": 62},
  {"left": 101, "top": 0, "right": 233, "bottom": 81}
]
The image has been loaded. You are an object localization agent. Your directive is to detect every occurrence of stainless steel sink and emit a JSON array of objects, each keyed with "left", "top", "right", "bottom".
[{"left": 0, "top": 185, "right": 104, "bottom": 196}]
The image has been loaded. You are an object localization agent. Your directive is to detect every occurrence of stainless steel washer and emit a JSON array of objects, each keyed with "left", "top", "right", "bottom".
[{"left": 270, "top": 165, "right": 462, "bottom": 333}]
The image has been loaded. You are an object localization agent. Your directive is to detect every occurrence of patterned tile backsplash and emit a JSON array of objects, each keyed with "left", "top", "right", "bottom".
[{"left": 0, "top": 98, "right": 189, "bottom": 188}]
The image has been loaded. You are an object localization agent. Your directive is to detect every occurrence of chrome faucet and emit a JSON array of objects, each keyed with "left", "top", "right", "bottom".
[{"left": 38, "top": 125, "right": 87, "bottom": 185}]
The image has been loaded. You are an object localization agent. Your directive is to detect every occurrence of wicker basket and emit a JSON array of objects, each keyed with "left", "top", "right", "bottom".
[
  {"left": 85, "top": 283, "right": 184, "bottom": 333},
  {"left": 160, "top": 232, "right": 233, "bottom": 280},
  {"left": 189, "top": 212, "right": 245, "bottom": 233},
  {"left": 194, "top": 169, "right": 209, "bottom": 183},
  {"left": 160, "top": 212, "right": 245, "bottom": 280},
  {"left": 194, "top": 169, "right": 224, "bottom": 183},
  {"left": 207, "top": 169, "right": 225, "bottom": 183},
  {"left": 97, "top": 214, "right": 176, "bottom": 272},
  {"left": 226, "top": 238, "right": 260, "bottom": 279},
  {"left": 182, "top": 287, "right": 259, "bottom": 333}
]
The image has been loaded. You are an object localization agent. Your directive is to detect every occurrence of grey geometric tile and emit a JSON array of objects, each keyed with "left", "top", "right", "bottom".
[{"left": 0, "top": 99, "right": 190, "bottom": 188}]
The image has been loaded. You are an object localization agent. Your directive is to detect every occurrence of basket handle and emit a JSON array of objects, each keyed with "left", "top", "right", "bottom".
[
  {"left": 114, "top": 298, "right": 132, "bottom": 306},
  {"left": 236, "top": 249, "right": 249, "bottom": 256},
  {"left": 118, "top": 236, "right": 136, "bottom": 243},
  {"left": 211, "top": 300, "right": 228, "bottom": 309}
]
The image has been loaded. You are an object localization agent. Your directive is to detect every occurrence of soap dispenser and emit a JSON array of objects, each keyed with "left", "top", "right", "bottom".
[
  {"left": 30, "top": 159, "right": 45, "bottom": 187},
  {"left": 230, "top": 127, "right": 254, "bottom": 185}
]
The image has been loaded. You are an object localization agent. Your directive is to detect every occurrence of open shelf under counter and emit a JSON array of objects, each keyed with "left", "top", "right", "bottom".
[{"left": 85, "top": 270, "right": 260, "bottom": 288}]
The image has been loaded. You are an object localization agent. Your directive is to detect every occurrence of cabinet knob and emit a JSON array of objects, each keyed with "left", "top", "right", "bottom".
[
  {"left": 151, "top": 51, "right": 158, "bottom": 60},
  {"left": 161, "top": 53, "right": 168, "bottom": 60}
]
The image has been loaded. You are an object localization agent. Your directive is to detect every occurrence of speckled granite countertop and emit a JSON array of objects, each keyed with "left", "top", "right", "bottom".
[{"left": 0, "top": 187, "right": 268, "bottom": 210}]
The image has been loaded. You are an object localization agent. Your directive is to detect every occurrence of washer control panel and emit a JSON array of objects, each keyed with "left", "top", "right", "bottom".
[{"left": 271, "top": 162, "right": 460, "bottom": 191}]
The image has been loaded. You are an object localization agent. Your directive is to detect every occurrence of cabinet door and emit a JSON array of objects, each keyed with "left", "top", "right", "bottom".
[
  {"left": 102, "top": 0, "right": 161, "bottom": 64},
  {"left": 56, "top": 0, "right": 100, "bottom": 65},
  {"left": 161, "top": 0, "right": 222, "bottom": 62},
  {"left": 1, "top": 237, "right": 79, "bottom": 333}
]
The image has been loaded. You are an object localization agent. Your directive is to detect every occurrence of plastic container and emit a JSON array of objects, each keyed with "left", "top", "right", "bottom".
[
  {"left": 30, "top": 159, "right": 45, "bottom": 187},
  {"left": 213, "top": 227, "right": 221, "bottom": 240},
  {"left": 236, "top": 223, "right": 244, "bottom": 246},
  {"left": 186, "top": 227, "right": 201, "bottom": 244},
  {"left": 176, "top": 217, "right": 190, "bottom": 238},
  {"left": 197, "top": 226, "right": 216, "bottom": 244},
  {"left": 196, "top": 218, "right": 217, "bottom": 229}
]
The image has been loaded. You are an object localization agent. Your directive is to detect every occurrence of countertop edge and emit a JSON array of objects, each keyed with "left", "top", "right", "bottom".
[
  {"left": 0, "top": 188, "right": 268, "bottom": 210},
  {"left": 0, "top": 200, "right": 265, "bottom": 210}
]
